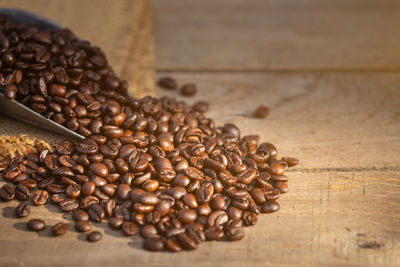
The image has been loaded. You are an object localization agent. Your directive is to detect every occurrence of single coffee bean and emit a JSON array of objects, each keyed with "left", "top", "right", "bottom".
[
  {"left": 180, "top": 83, "right": 197, "bottom": 96},
  {"left": 87, "top": 231, "right": 102, "bottom": 242},
  {"left": 0, "top": 185, "right": 15, "bottom": 201},
  {"left": 282, "top": 156, "right": 299, "bottom": 167},
  {"left": 158, "top": 77, "right": 177, "bottom": 90},
  {"left": 122, "top": 221, "right": 138, "bottom": 236},
  {"left": 75, "top": 220, "right": 92, "bottom": 232},
  {"left": 27, "top": 219, "right": 46, "bottom": 231},
  {"left": 204, "top": 226, "right": 224, "bottom": 241},
  {"left": 176, "top": 232, "right": 198, "bottom": 250},
  {"left": 15, "top": 203, "right": 30, "bottom": 218},
  {"left": 261, "top": 200, "right": 280, "bottom": 213},
  {"left": 193, "top": 101, "right": 209, "bottom": 113},
  {"left": 32, "top": 189, "right": 49, "bottom": 206},
  {"left": 165, "top": 238, "right": 182, "bottom": 252},
  {"left": 254, "top": 105, "right": 270, "bottom": 118},
  {"left": 89, "top": 163, "right": 109, "bottom": 178},
  {"left": 141, "top": 225, "right": 159, "bottom": 238},
  {"left": 177, "top": 209, "right": 197, "bottom": 224},
  {"left": 143, "top": 237, "right": 164, "bottom": 251},
  {"left": 51, "top": 222, "right": 69, "bottom": 236},
  {"left": 72, "top": 209, "right": 89, "bottom": 221},
  {"left": 88, "top": 204, "right": 105, "bottom": 222},
  {"left": 108, "top": 217, "right": 124, "bottom": 229}
]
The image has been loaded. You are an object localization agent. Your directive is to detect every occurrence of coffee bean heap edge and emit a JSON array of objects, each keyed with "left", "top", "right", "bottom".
[{"left": 0, "top": 14, "right": 299, "bottom": 252}]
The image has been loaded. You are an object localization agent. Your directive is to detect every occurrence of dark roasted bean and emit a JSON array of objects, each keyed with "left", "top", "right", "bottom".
[
  {"left": 87, "top": 231, "right": 102, "bottom": 242},
  {"left": 122, "top": 221, "right": 138, "bottom": 236},
  {"left": 75, "top": 220, "right": 92, "bottom": 232},
  {"left": 88, "top": 203, "right": 105, "bottom": 222},
  {"left": 15, "top": 203, "right": 30, "bottom": 218},
  {"left": 158, "top": 76, "right": 177, "bottom": 90},
  {"left": 108, "top": 217, "right": 124, "bottom": 229},
  {"left": 27, "top": 219, "right": 46, "bottom": 231},
  {"left": 261, "top": 200, "right": 280, "bottom": 213},
  {"left": 143, "top": 237, "right": 164, "bottom": 251},
  {"left": 0, "top": 185, "right": 15, "bottom": 201},
  {"left": 51, "top": 222, "right": 69, "bottom": 236},
  {"left": 180, "top": 83, "right": 197, "bottom": 96},
  {"left": 72, "top": 209, "right": 89, "bottom": 221}
]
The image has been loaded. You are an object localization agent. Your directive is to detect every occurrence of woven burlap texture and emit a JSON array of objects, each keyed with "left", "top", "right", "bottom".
[{"left": 0, "top": 0, "right": 155, "bottom": 160}]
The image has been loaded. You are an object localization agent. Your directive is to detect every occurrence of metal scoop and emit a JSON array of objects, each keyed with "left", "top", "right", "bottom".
[{"left": 0, "top": 8, "right": 86, "bottom": 140}]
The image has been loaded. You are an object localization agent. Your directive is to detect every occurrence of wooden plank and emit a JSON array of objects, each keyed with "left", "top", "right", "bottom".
[
  {"left": 153, "top": 0, "right": 400, "bottom": 71},
  {"left": 1, "top": 72, "right": 399, "bottom": 266},
  {"left": 1, "top": 171, "right": 398, "bottom": 266}
]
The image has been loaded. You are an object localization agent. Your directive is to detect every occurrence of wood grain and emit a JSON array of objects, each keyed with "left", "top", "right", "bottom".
[{"left": 153, "top": 0, "right": 400, "bottom": 71}]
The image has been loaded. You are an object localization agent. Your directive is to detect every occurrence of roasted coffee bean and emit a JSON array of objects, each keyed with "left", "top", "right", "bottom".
[
  {"left": 176, "top": 232, "right": 198, "bottom": 250},
  {"left": 242, "top": 211, "right": 258, "bottom": 226},
  {"left": 117, "top": 184, "right": 131, "bottom": 200},
  {"left": 15, "top": 203, "right": 30, "bottom": 218},
  {"left": 178, "top": 209, "right": 198, "bottom": 224},
  {"left": 141, "top": 225, "right": 159, "bottom": 238},
  {"left": 15, "top": 184, "right": 29, "bottom": 201},
  {"left": 261, "top": 200, "right": 280, "bottom": 213},
  {"left": 254, "top": 105, "right": 269, "bottom": 118},
  {"left": 72, "top": 209, "right": 89, "bottom": 221},
  {"left": 75, "top": 220, "right": 92, "bottom": 232},
  {"left": 122, "top": 221, "right": 138, "bottom": 236},
  {"left": 282, "top": 157, "right": 299, "bottom": 167},
  {"left": 143, "top": 237, "right": 165, "bottom": 251},
  {"left": 165, "top": 238, "right": 182, "bottom": 252},
  {"left": 59, "top": 198, "right": 79, "bottom": 212},
  {"left": 32, "top": 189, "right": 49, "bottom": 206},
  {"left": 108, "top": 217, "right": 124, "bottom": 229},
  {"left": 195, "top": 182, "right": 214, "bottom": 204},
  {"left": 51, "top": 222, "right": 69, "bottom": 236},
  {"left": 87, "top": 231, "right": 102, "bottom": 242},
  {"left": 27, "top": 219, "right": 46, "bottom": 231},
  {"left": 208, "top": 211, "right": 228, "bottom": 227},
  {"left": 225, "top": 223, "right": 245, "bottom": 241},
  {"left": 193, "top": 101, "right": 209, "bottom": 113},
  {"left": 158, "top": 76, "right": 177, "bottom": 90},
  {"left": 88, "top": 203, "right": 105, "bottom": 222},
  {"left": 0, "top": 185, "right": 15, "bottom": 201},
  {"left": 180, "top": 83, "right": 197, "bottom": 96},
  {"left": 205, "top": 226, "right": 224, "bottom": 241},
  {"left": 89, "top": 163, "right": 109, "bottom": 178}
]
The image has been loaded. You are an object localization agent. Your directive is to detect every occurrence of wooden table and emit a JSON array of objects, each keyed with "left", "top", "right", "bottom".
[{"left": 1, "top": 1, "right": 399, "bottom": 266}]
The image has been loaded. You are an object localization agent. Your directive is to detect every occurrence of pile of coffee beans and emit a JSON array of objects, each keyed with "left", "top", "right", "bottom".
[{"left": 0, "top": 14, "right": 298, "bottom": 252}]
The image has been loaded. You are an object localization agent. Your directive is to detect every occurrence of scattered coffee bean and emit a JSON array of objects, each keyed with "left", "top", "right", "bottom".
[
  {"left": 180, "top": 83, "right": 197, "bottom": 96},
  {"left": 72, "top": 210, "right": 89, "bottom": 221},
  {"left": 193, "top": 101, "right": 209, "bottom": 113},
  {"left": 122, "top": 221, "right": 138, "bottom": 236},
  {"left": 87, "top": 231, "right": 102, "bottom": 242},
  {"left": 158, "top": 77, "right": 177, "bottom": 90},
  {"left": 27, "top": 219, "right": 46, "bottom": 231},
  {"left": 255, "top": 105, "right": 269, "bottom": 118},
  {"left": 75, "top": 220, "right": 92, "bottom": 232},
  {"left": 15, "top": 203, "right": 30, "bottom": 218},
  {"left": 51, "top": 222, "right": 69, "bottom": 236},
  {"left": 143, "top": 237, "right": 164, "bottom": 251}
]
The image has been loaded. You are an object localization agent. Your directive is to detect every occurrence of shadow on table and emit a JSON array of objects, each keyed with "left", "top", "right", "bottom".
[{"left": 13, "top": 221, "right": 53, "bottom": 238}]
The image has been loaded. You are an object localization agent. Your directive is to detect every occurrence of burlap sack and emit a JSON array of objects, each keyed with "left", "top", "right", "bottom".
[{"left": 0, "top": 0, "right": 155, "bottom": 160}]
